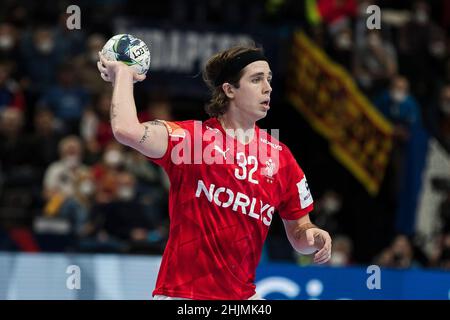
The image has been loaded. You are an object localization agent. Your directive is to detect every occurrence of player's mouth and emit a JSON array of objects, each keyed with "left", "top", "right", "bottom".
[{"left": 260, "top": 99, "right": 270, "bottom": 110}]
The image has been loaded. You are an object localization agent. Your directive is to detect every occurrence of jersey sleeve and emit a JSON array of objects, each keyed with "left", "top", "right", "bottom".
[
  {"left": 277, "top": 147, "right": 314, "bottom": 220},
  {"left": 146, "top": 120, "right": 192, "bottom": 173}
]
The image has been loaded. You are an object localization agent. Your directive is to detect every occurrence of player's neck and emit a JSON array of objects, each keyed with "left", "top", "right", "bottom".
[{"left": 217, "top": 113, "right": 256, "bottom": 145}]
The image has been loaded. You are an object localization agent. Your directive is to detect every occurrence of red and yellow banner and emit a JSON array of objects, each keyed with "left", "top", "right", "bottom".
[{"left": 287, "top": 31, "right": 393, "bottom": 195}]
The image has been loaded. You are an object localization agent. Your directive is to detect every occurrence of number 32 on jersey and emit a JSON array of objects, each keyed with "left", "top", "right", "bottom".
[{"left": 234, "top": 152, "right": 259, "bottom": 184}]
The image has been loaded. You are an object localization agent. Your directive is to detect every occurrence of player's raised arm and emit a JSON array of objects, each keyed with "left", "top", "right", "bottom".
[{"left": 97, "top": 52, "right": 168, "bottom": 159}]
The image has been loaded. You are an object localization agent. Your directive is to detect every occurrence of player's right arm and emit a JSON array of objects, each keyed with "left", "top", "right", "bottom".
[{"left": 97, "top": 52, "right": 168, "bottom": 158}]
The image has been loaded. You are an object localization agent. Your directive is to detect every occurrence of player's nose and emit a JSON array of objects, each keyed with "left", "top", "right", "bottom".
[{"left": 263, "top": 79, "right": 272, "bottom": 94}]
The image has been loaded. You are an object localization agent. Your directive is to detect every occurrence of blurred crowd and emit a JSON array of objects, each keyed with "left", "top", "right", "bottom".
[
  {"left": 0, "top": 0, "right": 450, "bottom": 270},
  {"left": 0, "top": 1, "right": 174, "bottom": 254},
  {"left": 297, "top": 0, "right": 450, "bottom": 270}
]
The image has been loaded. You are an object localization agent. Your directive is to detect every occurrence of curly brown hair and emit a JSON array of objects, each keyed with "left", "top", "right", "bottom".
[{"left": 202, "top": 44, "right": 264, "bottom": 118}]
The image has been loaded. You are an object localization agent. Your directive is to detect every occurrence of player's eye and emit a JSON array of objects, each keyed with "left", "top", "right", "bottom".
[{"left": 251, "top": 77, "right": 261, "bottom": 83}]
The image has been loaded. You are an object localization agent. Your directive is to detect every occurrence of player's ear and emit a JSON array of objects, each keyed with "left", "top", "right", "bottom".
[{"left": 222, "top": 83, "right": 235, "bottom": 99}]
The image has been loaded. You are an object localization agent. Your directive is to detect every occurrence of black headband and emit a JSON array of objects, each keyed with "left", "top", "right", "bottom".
[{"left": 214, "top": 51, "right": 267, "bottom": 87}]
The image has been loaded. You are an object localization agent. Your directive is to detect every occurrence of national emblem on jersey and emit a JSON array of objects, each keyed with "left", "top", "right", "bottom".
[{"left": 262, "top": 158, "right": 276, "bottom": 183}]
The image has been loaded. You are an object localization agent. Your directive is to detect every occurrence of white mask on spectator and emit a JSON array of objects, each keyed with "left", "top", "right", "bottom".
[
  {"left": 63, "top": 155, "right": 80, "bottom": 168},
  {"left": 37, "top": 40, "right": 54, "bottom": 54},
  {"left": 104, "top": 149, "right": 123, "bottom": 167},
  {"left": 441, "top": 102, "right": 450, "bottom": 115},
  {"left": 430, "top": 41, "right": 446, "bottom": 58},
  {"left": 330, "top": 251, "right": 348, "bottom": 266},
  {"left": 336, "top": 34, "right": 352, "bottom": 50},
  {"left": 415, "top": 10, "right": 428, "bottom": 24},
  {"left": 0, "top": 36, "right": 13, "bottom": 50},
  {"left": 322, "top": 195, "right": 341, "bottom": 214},
  {"left": 79, "top": 180, "right": 95, "bottom": 196},
  {"left": 391, "top": 90, "right": 407, "bottom": 103},
  {"left": 117, "top": 186, "right": 135, "bottom": 201}
]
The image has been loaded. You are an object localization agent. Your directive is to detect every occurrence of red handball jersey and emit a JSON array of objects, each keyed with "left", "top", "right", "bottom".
[{"left": 149, "top": 118, "right": 313, "bottom": 300}]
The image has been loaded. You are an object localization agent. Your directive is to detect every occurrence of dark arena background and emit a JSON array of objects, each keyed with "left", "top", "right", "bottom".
[{"left": 0, "top": 0, "right": 450, "bottom": 300}]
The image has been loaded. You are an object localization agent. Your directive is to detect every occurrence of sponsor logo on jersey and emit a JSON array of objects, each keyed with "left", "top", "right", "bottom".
[
  {"left": 260, "top": 137, "right": 282, "bottom": 151},
  {"left": 297, "top": 177, "right": 313, "bottom": 209},
  {"left": 195, "top": 179, "right": 274, "bottom": 227}
]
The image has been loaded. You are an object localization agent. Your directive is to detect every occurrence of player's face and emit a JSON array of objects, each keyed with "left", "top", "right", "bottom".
[{"left": 232, "top": 61, "right": 272, "bottom": 121}]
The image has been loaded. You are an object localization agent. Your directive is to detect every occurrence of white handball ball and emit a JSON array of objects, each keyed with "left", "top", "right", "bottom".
[{"left": 101, "top": 34, "right": 151, "bottom": 76}]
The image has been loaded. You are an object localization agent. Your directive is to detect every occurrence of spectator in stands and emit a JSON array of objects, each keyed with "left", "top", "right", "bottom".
[
  {"left": 430, "top": 233, "right": 450, "bottom": 269},
  {"left": 374, "top": 75, "right": 421, "bottom": 160},
  {"left": 0, "top": 108, "right": 35, "bottom": 186},
  {"left": 329, "top": 234, "right": 353, "bottom": 266},
  {"left": 137, "top": 93, "right": 174, "bottom": 123},
  {"left": 353, "top": 30, "right": 398, "bottom": 97},
  {"left": 125, "top": 150, "right": 169, "bottom": 229},
  {"left": 53, "top": 10, "right": 86, "bottom": 59},
  {"left": 329, "top": 26, "right": 354, "bottom": 71},
  {"left": 42, "top": 136, "right": 89, "bottom": 235},
  {"left": 28, "top": 109, "right": 63, "bottom": 181},
  {"left": 91, "top": 141, "right": 126, "bottom": 204},
  {"left": 0, "top": 61, "right": 25, "bottom": 112},
  {"left": 0, "top": 23, "right": 20, "bottom": 63},
  {"left": 83, "top": 171, "right": 160, "bottom": 253},
  {"left": 38, "top": 62, "right": 90, "bottom": 134},
  {"left": 0, "top": 108, "right": 36, "bottom": 229},
  {"left": 81, "top": 89, "right": 115, "bottom": 161},
  {"left": 375, "top": 234, "right": 422, "bottom": 268},
  {"left": 317, "top": 0, "right": 357, "bottom": 31},
  {"left": 397, "top": 0, "right": 446, "bottom": 103},
  {"left": 20, "top": 26, "right": 64, "bottom": 94},
  {"left": 74, "top": 34, "right": 111, "bottom": 96},
  {"left": 313, "top": 190, "right": 343, "bottom": 236}
]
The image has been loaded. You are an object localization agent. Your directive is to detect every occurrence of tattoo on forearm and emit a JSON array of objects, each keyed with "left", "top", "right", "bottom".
[
  {"left": 138, "top": 121, "right": 164, "bottom": 143},
  {"left": 139, "top": 125, "right": 150, "bottom": 144},
  {"left": 145, "top": 120, "right": 165, "bottom": 126}
]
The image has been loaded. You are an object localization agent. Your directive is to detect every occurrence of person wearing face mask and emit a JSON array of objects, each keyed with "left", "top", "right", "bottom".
[
  {"left": 374, "top": 76, "right": 429, "bottom": 237},
  {"left": 0, "top": 61, "right": 26, "bottom": 112},
  {"left": 74, "top": 34, "right": 111, "bottom": 96},
  {"left": 374, "top": 76, "right": 421, "bottom": 140},
  {"left": 37, "top": 62, "right": 90, "bottom": 135},
  {"left": 0, "top": 108, "right": 36, "bottom": 187},
  {"left": 397, "top": 0, "right": 444, "bottom": 104},
  {"left": 0, "top": 23, "right": 19, "bottom": 62},
  {"left": 353, "top": 30, "right": 397, "bottom": 96},
  {"left": 81, "top": 90, "right": 115, "bottom": 161},
  {"left": 330, "top": 27, "right": 353, "bottom": 71},
  {"left": 86, "top": 171, "right": 158, "bottom": 253},
  {"left": 43, "top": 135, "right": 87, "bottom": 201},
  {"left": 40, "top": 136, "right": 91, "bottom": 240},
  {"left": 20, "top": 26, "right": 64, "bottom": 94},
  {"left": 329, "top": 235, "right": 353, "bottom": 267},
  {"left": 91, "top": 142, "right": 126, "bottom": 204}
]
